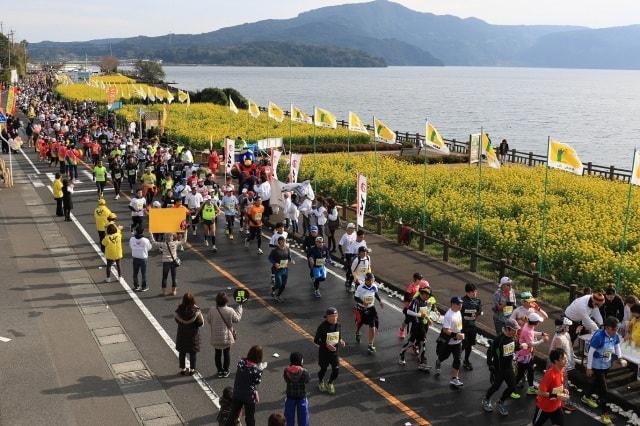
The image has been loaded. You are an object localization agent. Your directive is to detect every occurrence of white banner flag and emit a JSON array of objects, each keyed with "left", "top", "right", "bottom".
[
  {"left": 631, "top": 150, "right": 640, "bottom": 187},
  {"left": 271, "top": 149, "right": 282, "bottom": 181},
  {"left": 224, "top": 138, "right": 235, "bottom": 174},
  {"left": 289, "top": 153, "right": 302, "bottom": 183},
  {"left": 356, "top": 174, "right": 367, "bottom": 228}
]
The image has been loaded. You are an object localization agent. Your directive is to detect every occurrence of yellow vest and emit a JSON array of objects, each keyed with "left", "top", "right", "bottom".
[
  {"left": 102, "top": 231, "right": 123, "bottom": 260},
  {"left": 52, "top": 179, "right": 63, "bottom": 199},
  {"left": 94, "top": 206, "right": 113, "bottom": 231}
]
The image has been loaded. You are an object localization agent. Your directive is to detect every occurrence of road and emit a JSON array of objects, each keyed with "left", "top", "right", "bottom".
[{"left": 7, "top": 143, "right": 607, "bottom": 426}]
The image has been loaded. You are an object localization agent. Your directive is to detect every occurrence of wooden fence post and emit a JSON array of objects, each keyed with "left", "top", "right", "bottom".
[
  {"left": 528, "top": 152, "right": 534, "bottom": 166},
  {"left": 587, "top": 162, "right": 592, "bottom": 175},
  {"left": 342, "top": 202, "right": 348, "bottom": 221},
  {"left": 376, "top": 215, "right": 383, "bottom": 235},
  {"left": 511, "top": 149, "right": 516, "bottom": 163},
  {"left": 609, "top": 165, "right": 615, "bottom": 180},
  {"left": 397, "top": 222, "right": 402, "bottom": 244},
  {"left": 419, "top": 231, "right": 425, "bottom": 251},
  {"left": 443, "top": 239, "right": 450, "bottom": 262},
  {"left": 531, "top": 271, "right": 540, "bottom": 297},
  {"left": 470, "top": 252, "right": 478, "bottom": 272},
  {"left": 569, "top": 284, "right": 578, "bottom": 303},
  {"left": 499, "top": 258, "right": 507, "bottom": 278}
]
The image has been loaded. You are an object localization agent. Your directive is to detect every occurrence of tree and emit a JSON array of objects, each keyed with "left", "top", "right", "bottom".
[
  {"left": 0, "top": 34, "right": 28, "bottom": 83},
  {"left": 134, "top": 60, "right": 165, "bottom": 83},
  {"left": 99, "top": 55, "right": 119, "bottom": 73}
]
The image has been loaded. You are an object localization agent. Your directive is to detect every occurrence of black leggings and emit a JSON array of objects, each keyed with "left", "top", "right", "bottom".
[
  {"left": 106, "top": 259, "right": 121, "bottom": 278},
  {"left": 113, "top": 178, "right": 121, "bottom": 195},
  {"left": 226, "top": 215, "right": 235, "bottom": 233},
  {"left": 179, "top": 351, "right": 196, "bottom": 369},
  {"left": 162, "top": 262, "right": 177, "bottom": 288},
  {"left": 318, "top": 353, "right": 339, "bottom": 384},
  {"left": 226, "top": 399, "right": 255, "bottom": 426},
  {"left": 586, "top": 368, "right": 609, "bottom": 412},
  {"left": 486, "top": 365, "right": 516, "bottom": 402},
  {"left": 515, "top": 360, "right": 535, "bottom": 387},
  {"left": 215, "top": 347, "right": 231, "bottom": 373},
  {"left": 246, "top": 226, "right": 262, "bottom": 248}
]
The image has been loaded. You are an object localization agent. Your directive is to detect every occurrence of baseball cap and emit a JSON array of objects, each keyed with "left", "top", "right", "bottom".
[
  {"left": 418, "top": 285, "right": 431, "bottom": 294},
  {"left": 451, "top": 296, "right": 463, "bottom": 305},
  {"left": 520, "top": 291, "right": 535, "bottom": 302},
  {"left": 324, "top": 307, "right": 338, "bottom": 317},
  {"left": 499, "top": 276, "right": 513, "bottom": 286},
  {"left": 346, "top": 223, "right": 356, "bottom": 229},
  {"left": 528, "top": 312, "right": 542, "bottom": 323},
  {"left": 310, "top": 225, "right": 319, "bottom": 232},
  {"left": 204, "top": 195, "right": 212, "bottom": 201},
  {"left": 505, "top": 318, "right": 520, "bottom": 331},
  {"left": 98, "top": 199, "right": 106, "bottom": 205},
  {"left": 365, "top": 272, "right": 375, "bottom": 281},
  {"left": 242, "top": 188, "right": 248, "bottom": 194},
  {"left": 315, "top": 236, "right": 324, "bottom": 242}
]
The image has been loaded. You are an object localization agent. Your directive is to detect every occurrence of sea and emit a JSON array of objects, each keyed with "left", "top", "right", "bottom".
[{"left": 162, "top": 65, "right": 640, "bottom": 168}]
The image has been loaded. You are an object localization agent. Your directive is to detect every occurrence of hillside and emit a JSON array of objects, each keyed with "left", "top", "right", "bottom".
[{"left": 27, "top": 0, "right": 640, "bottom": 69}]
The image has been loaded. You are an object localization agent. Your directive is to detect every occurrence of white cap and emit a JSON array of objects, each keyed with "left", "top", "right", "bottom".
[
  {"left": 204, "top": 195, "right": 212, "bottom": 201},
  {"left": 152, "top": 201, "right": 161, "bottom": 208},
  {"left": 499, "top": 276, "right": 513, "bottom": 286},
  {"left": 563, "top": 317, "right": 573, "bottom": 326},
  {"left": 528, "top": 312, "right": 542, "bottom": 323}
]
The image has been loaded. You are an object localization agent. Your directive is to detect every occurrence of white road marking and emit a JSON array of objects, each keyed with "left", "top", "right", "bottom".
[
  {"left": 0, "top": 336, "right": 12, "bottom": 343},
  {"left": 43, "top": 176, "right": 220, "bottom": 409},
  {"left": 73, "top": 187, "right": 114, "bottom": 194},
  {"left": 19, "top": 148, "right": 41, "bottom": 174}
]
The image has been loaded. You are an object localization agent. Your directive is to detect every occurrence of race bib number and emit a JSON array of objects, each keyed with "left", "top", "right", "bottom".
[
  {"left": 551, "top": 385, "right": 564, "bottom": 397},
  {"left": 279, "top": 260, "right": 289, "bottom": 268},
  {"left": 602, "top": 350, "right": 612, "bottom": 361},
  {"left": 315, "top": 258, "right": 326, "bottom": 266},
  {"left": 326, "top": 331, "right": 340, "bottom": 346},
  {"left": 503, "top": 341, "right": 515, "bottom": 356},
  {"left": 503, "top": 305, "right": 513, "bottom": 315},
  {"left": 363, "top": 295, "right": 375, "bottom": 307},
  {"left": 464, "top": 309, "right": 477, "bottom": 320},
  {"left": 233, "top": 289, "right": 249, "bottom": 304},
  {"left": 128, "top": 169, "right": 136, "bottom": 176},
  {"left": 254, "top": 213, "right": 262, "bottom": 221},
  {"left": 358, "top": 265, "right": 368, "bottom": 274},
  {"left": 114, "top": 173, "right": 121, "bottom": 179}
]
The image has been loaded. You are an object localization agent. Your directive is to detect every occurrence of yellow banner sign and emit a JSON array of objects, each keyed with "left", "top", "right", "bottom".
[{"left": 149, "top": 208, "right": 186, "bottom": 233}]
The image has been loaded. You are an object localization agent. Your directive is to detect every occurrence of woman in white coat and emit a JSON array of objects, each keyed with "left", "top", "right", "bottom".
[{"left": 208, "top": 292, "right": 243, "bottom": 378}]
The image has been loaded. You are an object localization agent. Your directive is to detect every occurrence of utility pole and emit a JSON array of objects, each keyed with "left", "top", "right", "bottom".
[{"left": 8, "top": 29, "right": 14, "bottom": 69}]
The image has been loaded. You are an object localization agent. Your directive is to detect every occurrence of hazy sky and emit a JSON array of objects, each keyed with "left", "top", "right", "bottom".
[{"left": 6, "top": 0, "right": 640, "bottom": 43}]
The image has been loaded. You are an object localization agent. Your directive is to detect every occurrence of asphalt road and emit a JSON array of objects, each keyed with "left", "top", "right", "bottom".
[{"left": 14, "top": 145, "right": 606, "bottom": 426}]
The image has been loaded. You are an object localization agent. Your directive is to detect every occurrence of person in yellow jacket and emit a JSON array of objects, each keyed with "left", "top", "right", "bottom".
[
  {"left": 102, "top": 223, "right": 123, "bottom": 283},
  {"left": 52, "top": 172, "right": 64, "bottom": 217},
  {"left": 94, "top": 199, "right": 113, "bottom": 253}
]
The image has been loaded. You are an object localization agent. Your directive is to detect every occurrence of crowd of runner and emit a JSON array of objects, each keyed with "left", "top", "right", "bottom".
[{"left": 3, "top": 71, "right": 640, "bottom": 426}]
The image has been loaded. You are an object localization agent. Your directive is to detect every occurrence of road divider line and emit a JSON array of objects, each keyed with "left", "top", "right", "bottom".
[
  {"left": 19, "top": 148, "right": 41, "bottom": 174},
  {"left": 189, "top": 243, "right": 430, "bottom": 426},
  {"left": 0, "top": 336, "right": 12, "bottom": 343}
]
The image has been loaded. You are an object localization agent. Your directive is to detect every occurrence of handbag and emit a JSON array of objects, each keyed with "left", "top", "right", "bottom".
[
  {"left": 217, "top": 307, "right": 237, "bottom": 340},
  {"left": 166, "top": 241, "right": 181, "bottom": 267},
  {"left": 312, "top": 265, "right": 327, "bottom": 280}
]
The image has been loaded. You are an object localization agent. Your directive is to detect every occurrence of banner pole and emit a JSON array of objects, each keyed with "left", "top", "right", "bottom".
[
  {"left": 616, "top": 148, "right": 636, "bottom": 290},
  {"left": 422, "top": 120, "right": 429, "bottom": 231},
  {"left": 289, "top": 103, "right": 293, "bottom": 156},
  {"left": 537, "top": 136, "right": 551, "bottom": 276},
  {"left": 345, "top": 123, "right": 351, "bottom": 209},
  {"left": 475, "top": 128, "right": 483, "bottom": 256},
  {"left": 312, "top": 107, "right": 317, "bottom": 192},
  {"left": 372, "top": 116, "right": 381, "bottom": 217}
]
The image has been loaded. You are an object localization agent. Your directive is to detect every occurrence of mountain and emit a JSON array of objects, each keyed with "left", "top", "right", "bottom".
[{"left": 27, "top": 0, "right": 640, "bottom": 69}]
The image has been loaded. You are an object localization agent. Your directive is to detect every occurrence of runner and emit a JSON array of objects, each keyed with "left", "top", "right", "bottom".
[
  {"left": 513, "top": 312, "right": 549, "bottom": 396},
  {"left": 493, "top": 276, "right": 517, "bottom": 336},
  {"left": 185, "top": 186, "right": 204, "bottom": 236},
  {"left": 435, "top": 296, "right": 465, "bottom": 388},
  {"left": 350, "top": 246, "right": 371, "bottom": 293},
  {"left": 399, "top": 273, "right": 426, "bottom": 339},
  {"left": 511, "top": 291, "right": 549, "bottom": 327},
  {"left": 314, "top": 307, "right": 345, "bottom": 396},
  {"left": 307, "top": 236, "right": 331, "bottom": 299},
  {"left": 354, "top": 273, "right": 384, "bottom": 353},
  {"left": 93, "top": 160, "right": 108, "bottom": 199},
  {"left": 461, "top": 283, "right": 483, "bottom": 370},
  {"left": 245, "top": 196, "right": 265, "bottom": 254},
  {"left": 221, "top": 188, "right": 239, "bottom": 240},
  {"left": 529, "top": 348, "right": 570, "bottom": 426},
  {"left": 268, "top": 236, "right": 293, "bottom": 302},
  {"left": 128, "top": 189, "right": 147, "bottom": 233},
  {"left": 110, "top": 156, "right": 124, "bottom": 200},
  {"left": 198, "top": 195, "right": 218, "bottom": 251},
  {"left": 399, "top": 285, "right": 435, "bottom": 371},
  {"left": 269, "top": 222, "right": 289, "bottom": 286},
  {"left": 482, "top": 318, "right": 520, "bottom": 415}
]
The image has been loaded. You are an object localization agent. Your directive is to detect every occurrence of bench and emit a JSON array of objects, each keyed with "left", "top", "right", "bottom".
[{"left": 399, "top": 146, "right": 422, "bottom": 157}]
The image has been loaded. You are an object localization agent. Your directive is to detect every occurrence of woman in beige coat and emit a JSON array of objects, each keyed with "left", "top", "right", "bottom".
[{"left": 207, "top": 292, "right": 243, "bottom": 378}]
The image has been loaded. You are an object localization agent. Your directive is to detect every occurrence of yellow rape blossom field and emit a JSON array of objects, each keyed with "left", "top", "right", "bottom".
[
  {"left": 300, "top": 153, "right": 640, "bottom": 296},
  {"left": 116, "top": 103, "right": 369, "bottom": 147},
  {"left": 55, "top": 79, "right": 173, "bottom": 103}
]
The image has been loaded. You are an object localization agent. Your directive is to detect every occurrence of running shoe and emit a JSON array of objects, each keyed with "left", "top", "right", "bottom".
[
  {"left": 257, "top": 248, "right": 263, "bottom": 254},
  {"left": 418, "top": 363, "right": 430, "bottom": 372},
  {"left": 367, "top": 345, "right": 376, "bottom": 354},
  {"left": 133, "top": 285, "right": 140, "bottom": 291},
  {"left": 355, "top": 333, "right": 361, "bottom": 343},
  {"left": 275, "top": 296, "right": 283, "bottom": 303},
  {"left": 481, "top": 399, "right": 493, "bottom": 413},
  {"left": 204, "top": 240, "right": 209, "bottom": 246},
  {"left": 313, "top": 290, "right": 321, "bottom": 298},
  {"left": 510, "top": 392, "right": 521, "bottom": 400},
  {"left": 527, "top": 386, "right": 538, "bottom": 395},
  {"left": 463, "top": 360, "right": 473, "bottom": 371},
  {"left": 271, "top": 287, "right": 276, "bottom": 298},
  {"left": 221, "top": 371, "right": 230, "bottom": 378},
  {"left": 140, "top": 286, "right": 149, "bottom": 292},
  {"left": 562, "top": 401, "right": 577, "bottom": 413},
  {"left": 318, "top": 381, "right": 327, "bottom": 393},
  {"left": 399, "top": 328, "right": 406, "bottom": 339},
  {"left": 244, "top": 239, "right": 249, "bottom": 248},
  {"left": 449, "top": 377, "right": 464, "bottom": 387},
  {"left": 434, "top": 360, "right": 441, "bottom": 376},
  {"left": 581, "top": 395, "right": 599, "bottom": 409},
  {"left": 398, "top": 353, "right": 406, "bottom": 365},
  {"left": 599, "top": 414, "right": 613, "bottom": 425},
  {"left": 229, "top": 234, "right": 234, "bottom": 240},
  {"left": 326, "top": 383, "right": 336, "bottom": 395},
  {"left": 496, "top": 401, "right": 509, "bottom": 416},
  {"left": 115, "top": 194, "right": 120, "bottom": 200},
  {"left": 349, "top": 284, "right": 355, "bottom": 293},
  {"left": 224, "top": 229, "right": 229, "bottom": 235},
  {"left": 105, "top": 276, "right": 112, "bottom": 283},
  {"left": 212, "top": 245, "right": 217, "bottom": 253}
]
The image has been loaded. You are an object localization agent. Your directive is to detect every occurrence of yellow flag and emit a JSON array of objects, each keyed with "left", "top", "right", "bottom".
[
  {"left": 155, "top": 87, "right": 164, "bottom": 102},
  {"left": 248, "top": 99, "right": 260, "bottom": 118},
  {"left": 314, "top": 106, "right": 337, "bottom": 129},
  {"left": 147, "top": 87, "right": 156, "bottom": 102},
  {"left": 268, "top": 101, "right": 285, "bottom": 123},
  {"left": 229, "top": 97, "right": 239, "bottom": 114},
  {"left": 137, "top": 85, "right": 147, "bottom": 100},
  {"left": 348, "top": 111, "right": 368, "bottom": 134},
  {"left": 547, "top": 138, "right": 583, "bottom": 175},
  {"left": 166, "top": 89, "right": 174, "bottom": 104},
  {"left": 374, "top": 118, "right": 396, "bottom": 144},
  {"left": 481, "top": 132, "right": 500, "bottom": 169},
  {"left": 631, "top": 150, "right": 640, "bottom": 186},
  {"left": 425, "top": 122, "right": 450, "bottom": 154},
  {"left": 177, "top": 90, "right": 189, "bottom": 103},
  {"left": 291, "top": 104, "right": 312, "bottom": 124}
]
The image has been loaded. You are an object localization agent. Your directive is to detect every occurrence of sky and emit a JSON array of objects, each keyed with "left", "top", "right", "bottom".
[{"left": 5, "top": 0, "right": 640, "bottom": 43}]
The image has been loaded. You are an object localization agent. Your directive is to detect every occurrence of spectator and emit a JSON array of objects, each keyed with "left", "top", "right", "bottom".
[
  {"left": 102, "top": 223, "right": 122, "bottom": 283},
  {"left": 226, "top": 345, "right": 265, "bottom": 426},
  {"left": 268, "top": 413, "right": 286, "bottom": 426},
  {"left": 150, "top": 232, "right": 187, "bottom": 296},
  {"left": 207, "top": 292, "right": 243, "bottom": 378},
  {"left": 61, "top": 178, "right": 74, "bottom": 222},
  {"left": 174, "top": 292, "right": 204, "bottom": 376},
  {"left": 52, "top": 172, "right": 64, "bottom": 217},
  {"left": 564, "top": 291, "right": 605, "bottom": 343},
  {"left": 600, "top": 286, "right": 624, "bottom": 322},
  {"left": 129, "top": 227, "right": 152, "bottom": 292},
  {"left": 283, "top": 352, "right": 310, "bottom": 426},
  {"left": 499, "top": 139, "right": 509, "bottom": 163}
]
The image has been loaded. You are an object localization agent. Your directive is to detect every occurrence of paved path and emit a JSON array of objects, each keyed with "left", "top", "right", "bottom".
[{"left": 0, "top": 143, "right": 612, "bottom": 425}]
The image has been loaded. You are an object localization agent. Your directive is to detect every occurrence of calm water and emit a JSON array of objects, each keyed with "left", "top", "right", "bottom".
[{"left": 163, "top": 66, "right": 640, "bottom": 167}]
